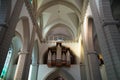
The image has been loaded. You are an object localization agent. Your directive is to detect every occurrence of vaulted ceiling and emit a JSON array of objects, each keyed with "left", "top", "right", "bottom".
[{"left": 33, "top": 0, "right": 86, "bottom": 41}]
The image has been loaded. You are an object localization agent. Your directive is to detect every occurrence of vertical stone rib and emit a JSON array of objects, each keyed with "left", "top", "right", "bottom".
[
  {"left": 14, "top": 51, "right": 28, "bottom": 80},
  {"left": 89, "top": 0, "right": 120, "bottom": 80},
  {"left": 0, "top": 0, "right": 24, "bottom": 73}
]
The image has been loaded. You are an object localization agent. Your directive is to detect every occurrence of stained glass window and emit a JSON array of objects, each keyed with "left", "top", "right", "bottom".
[
  {"left": 30, "top": 0, "right": 32, "bottom": 4},
  {"left": 0, "top": 46, "right": 13, "bottom": 79}
]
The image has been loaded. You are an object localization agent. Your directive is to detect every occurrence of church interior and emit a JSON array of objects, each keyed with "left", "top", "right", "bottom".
[{"left": 0, "top": 0, "right": 120, "bottom": 80}]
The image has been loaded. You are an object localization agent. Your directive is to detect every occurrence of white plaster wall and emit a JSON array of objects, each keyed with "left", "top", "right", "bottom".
[
  {"left": 37, "top": 65, "right": 81, "bottom": 80},
  {"left": 62, "top": 42, "right": 80, "bottom": 63},
  {"left": 15, "top": 20, "right": 23, "bottom": 39}
]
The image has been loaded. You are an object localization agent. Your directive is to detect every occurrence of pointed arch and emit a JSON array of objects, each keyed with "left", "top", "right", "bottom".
[
  {"left": 45, "top": 23, "right": 75, "bottom": 40},
  {"left": 44, "top": 69, "right": 75, "bottom": 80},
  {"left": 36, "top": 0, "right": 81, "bottom": 22},
  {"left": 20, "top": 16, "right": 30, "bottom": 51}
]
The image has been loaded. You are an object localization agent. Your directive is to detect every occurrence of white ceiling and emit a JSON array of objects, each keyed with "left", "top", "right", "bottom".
[{"left": 36, "top": 0, "right": 83, "bottom": 41}]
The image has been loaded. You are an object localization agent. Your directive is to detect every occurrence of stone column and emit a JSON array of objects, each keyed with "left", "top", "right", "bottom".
[
  {"left": 0, "top": 0, "right": 7, "bottom": 24},
  {"left": 88, "top": 51, "right": 102, "bottom": 80},
  {"left": 28, "top": 64, "right": 38, "bottom": 80},
  {"left": 89, "top": 0, "right": 120, "bottom": 80},
  {"left": 14, "top": 51, "right": 28, "bottom": 80},
  {"left": 0, "top": 0, "right": 24, "bottom": 73},
  {"left": 100, "top": 0, "right": 120, "bottom": 79},
  {"left": 0, "top": 24, "right": 7, "bottom": 44},
  {"left": 0, "top": 24, "right": 8, "bottom": 73},
  {"left": 21, "top": 52, "right": 31, "bottom": 80}
]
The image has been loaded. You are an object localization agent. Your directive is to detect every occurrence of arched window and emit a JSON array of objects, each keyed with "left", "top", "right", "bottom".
[
  {"left": 0, "top": 45, "right": 13, "bottom": 79},
  {"left": 29, "top": 0, "right": 32, "bottom": 4},
  {"left": 45, "top": 69, "right": 75, "bottom": 80}
]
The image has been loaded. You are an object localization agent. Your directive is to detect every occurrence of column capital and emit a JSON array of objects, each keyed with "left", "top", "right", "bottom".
[
  {"left": 87, "top": 51, "right": 97, "bottom": 55},
  {"left": 18, "top": 50, "right": 29, "bottom": 55}
]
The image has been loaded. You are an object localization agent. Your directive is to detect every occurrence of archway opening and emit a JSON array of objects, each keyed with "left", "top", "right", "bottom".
[{"left": 45, "top": 69, "right": 75, "bottom": 80}]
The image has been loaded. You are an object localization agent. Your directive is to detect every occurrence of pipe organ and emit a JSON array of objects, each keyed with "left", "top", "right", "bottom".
[{"left": 47, "top": 43, "right": 72, "bottom": 67}]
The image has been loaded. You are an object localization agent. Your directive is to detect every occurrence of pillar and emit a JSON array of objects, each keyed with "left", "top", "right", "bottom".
[
  {"left": 88, "top": 51, "right": 102, "bottom": 80},
  {"left": 0, "top": 24, "right": 7, "bottom": 44},
  {"left": 0, "top": 0, "right": 24, "bottom": 73},
  {"left": 14, "top": 50, "right": 28, "bottom": 80},
  {"left": 28, "top": 64, "right": 38, "bottom": 80},
  {"left": 0, "top": 24, "right": 8, "bottom": 73},
  {"left": 21, "top": 52, "right": 31, "bottom": 80},
  {"left": 100, "top": 0, "right": 120, "bottom": 79},
  {"left": 89, "top": 0, "right": 120, "bottom": 80}
]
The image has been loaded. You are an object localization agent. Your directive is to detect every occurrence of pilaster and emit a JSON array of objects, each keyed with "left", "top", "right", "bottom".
[
  {"left": 100, "top": 0, "right": 120, "bottom": 79},
  {"left": 0, "top": 0, "right": 24, "bottom": 73},
  {"left": 89, "top": 0, "right": 120, "bottom": 80},
  {"left": 14, "top": 51, "right": 28, "bottom": 80},
  {"left": 28, "top": 64, "right": 38, "bottom": 80},
  {"left": 87, "top": 51, "right": 102, "bottom": 80}
]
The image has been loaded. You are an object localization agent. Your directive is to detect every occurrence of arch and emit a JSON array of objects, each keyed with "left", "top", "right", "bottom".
[
  {"left": 20, "top": 16, "right": 30, "bottom": 51},
  {"left": 44, "top": 69, "right": 75, "bottom": 80},
  {"left": 43, "top": 19, "right": 77, "bottom": 39},
  {"left": 15, "top": 16, "right": 30, "bottom": 51},
  {"left": 44, "top": 23, "right": 75, "bottom": 40},
  {"left": 5, "top": 33, "right": 23, "bottom": 80},
  {"left": 36, "top": 0, "right": 81, "bottom": 22},
  {"left": 15, "top": 31, "right": 23, "bottom": 44},
  {"left": 12, "top": 33, "right": 23, "bottom": 64}
]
